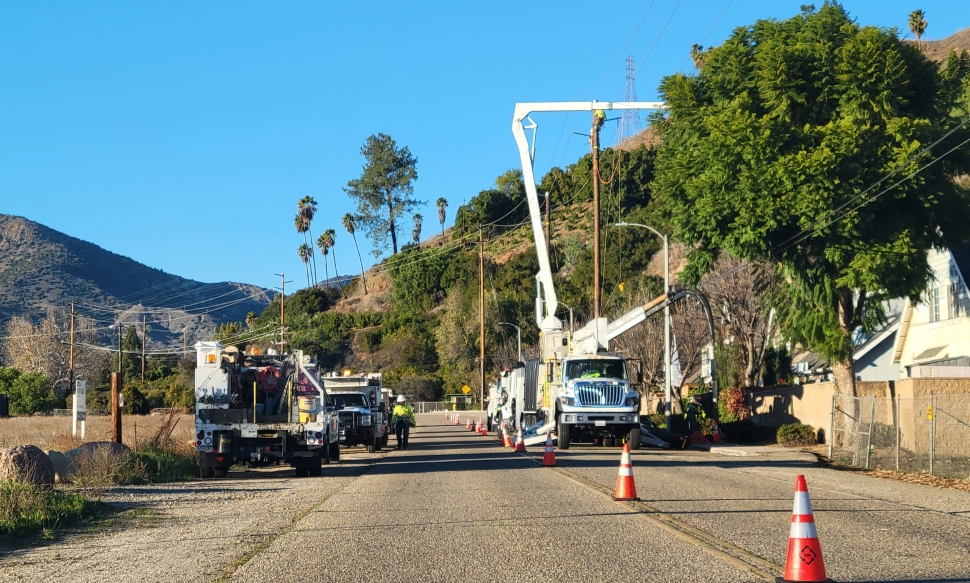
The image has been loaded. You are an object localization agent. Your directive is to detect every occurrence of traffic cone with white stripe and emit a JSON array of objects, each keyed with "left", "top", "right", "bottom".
[
  {"left": 712, "top": 421, "right": 721, "bottom": 443},
  {"left": 481, "top": 420, "right": 489, "bottom": 436},
  {"left": 502, "top": 424, "right": 513, "bottom": 448},
  {"left": 445, "top": 411, "right": 450, "bottom": 420},
  {"left": 612, "top": 442, "right": 638, "bottom": 501},
  {"left": 466, "top": 418, "right": 472, "bottom": 430},
  {"left": 541, "top": 433, "right": 556, "bottom": 466},
  {"left": 454, "top": 414, "right": 460, "bottom": 425},
  {"left": 514, "top": 427, "right": 526, "bottom": 452},
  {"left": 779, "top": 475, "right": 831, "bottom": 582}
]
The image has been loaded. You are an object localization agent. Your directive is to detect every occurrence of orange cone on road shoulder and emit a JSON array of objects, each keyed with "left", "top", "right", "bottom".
[
  {"left": 454, "top": 414, "right": 460, "bottom": 425},
  {"left": 514, "top": 427, "right": 526, "bottom": 452},
  {"left": 542, "top": 433, "right": 556, "bottom": 466},
  {"left": 712, "top": 421, "right": 721, "bottom": 443},
  {"left": 502, "top": 424, "right": 513, "bottom": 448},
  {"left": 466, "top": 419, "right": 472, "bottom": 430},
  {"left": 481, "top": 421, "right": 489, "bottom": 436},
  {"left": 779, "top": 475, "right": 831, "bottom": 582},
  {"left": 612, "top": 443, "right": 638, "bottom": 501}
]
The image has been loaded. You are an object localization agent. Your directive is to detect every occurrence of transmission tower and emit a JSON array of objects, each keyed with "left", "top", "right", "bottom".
[{"left": 620, "top": 56, "right": 641, "bottom": 143}]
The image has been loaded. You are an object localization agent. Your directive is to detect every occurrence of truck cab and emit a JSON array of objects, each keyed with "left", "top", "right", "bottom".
[
  {"left": 555, "top": 353, "right": 640, "bottom": 449},
  {"left": 323, "top": 373, "right": 389, "bottom": 452}
]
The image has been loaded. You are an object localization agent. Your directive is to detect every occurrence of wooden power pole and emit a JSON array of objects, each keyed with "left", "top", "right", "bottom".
[
  {"left": 68, "top": 303, "right": 75, "bottom": 393},
  {"left": 591, "top": 110, "right": 604, "bottom": 318},
  {"left": 112, "top": 324, "right": 122, "bottom": 443},
  {"left": 478, "top": 228, "right": 486, "bottom": 408},
  {"left": 141, "top": 315, "right": 147, "bottom": 382}
]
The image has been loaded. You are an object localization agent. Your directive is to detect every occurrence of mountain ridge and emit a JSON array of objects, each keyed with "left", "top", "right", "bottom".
[{"left": 0, "top": 213, "right": 271, "bottom": 350}]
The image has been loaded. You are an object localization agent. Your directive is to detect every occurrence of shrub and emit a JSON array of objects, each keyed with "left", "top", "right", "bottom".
[
  {"left": 0, "top": 479, "right": 109, "bottom": 538},
  {"left": 777, "top": 423, "right": 817, "bottom": 446},
  {"left": 871, "top": 421, "right": 895, "bottom": 448},
  {"left": 721, "top": 386, "right": 750, "bottom": 421},
  {"left": 8, "top": 373, "right": 59, "bottom": 416}
]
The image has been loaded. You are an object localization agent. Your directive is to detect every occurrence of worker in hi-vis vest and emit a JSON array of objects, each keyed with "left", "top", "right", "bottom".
[{"left": 391, "top": 395, "right": 416, "bottom": 450}]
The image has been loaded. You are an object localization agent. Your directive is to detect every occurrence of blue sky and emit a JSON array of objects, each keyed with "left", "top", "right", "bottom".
[{"left": 2, "top": 1, "right": 968, "bottom": 291}]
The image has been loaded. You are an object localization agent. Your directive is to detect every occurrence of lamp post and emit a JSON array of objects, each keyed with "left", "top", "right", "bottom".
[
  {"left": 614, "top": 222, "right": 672, "bottom": 427},
  {"left": 498, "top": 322, "right": 522, "bottom": 362}
]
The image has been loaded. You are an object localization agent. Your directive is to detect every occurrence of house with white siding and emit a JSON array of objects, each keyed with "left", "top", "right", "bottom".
[{"left": 891, "top": 246, "right": 970, "bottom": 378}]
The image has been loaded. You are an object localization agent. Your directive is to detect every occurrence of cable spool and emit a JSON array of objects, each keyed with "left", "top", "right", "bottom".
[{"left": 258, "top": 366, "right": 281, "bottom": 393}]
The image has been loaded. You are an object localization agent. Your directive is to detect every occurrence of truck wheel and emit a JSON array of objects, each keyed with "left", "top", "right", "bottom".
[
  {"left": 557, "top": 420, "right": 570, "bottom": 450},
  {"left": 329, "top": 440, "right": 340, "bottom": 462},
  {"left": 212, "top": 468, "right": 228, "bottom": 479},
  {"left": 604, "top": 437, "right": 616, "bottom": 447},
  {"left": 628, "top": 426, "right": 641, "bottom": 450},
  {"left": 309, "top": 464, "right": 322, "bottom": 477},
  {"left": 200, "top": 466, "right": 213, "bottom": 479},
  {"left": 374, "top": 435, "right": 382, "bottom": 452}
]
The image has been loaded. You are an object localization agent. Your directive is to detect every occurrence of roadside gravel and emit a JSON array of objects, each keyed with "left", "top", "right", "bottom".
[{"left": 0, "top": 451, "right": 381, "bottom": 583}]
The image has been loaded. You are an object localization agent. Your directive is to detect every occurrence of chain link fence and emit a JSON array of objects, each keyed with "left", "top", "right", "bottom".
[{"left": 830, "top": 394, "right": 970, "bottom": 479}]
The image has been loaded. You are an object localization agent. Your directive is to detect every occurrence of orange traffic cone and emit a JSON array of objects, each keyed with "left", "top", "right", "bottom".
[
  {"left": 502, "top": 424, "right": 513, "bottom": 448},
  {"left": 454, "top": 414, "right": 460, "bottom": 425},
  {"left": 541, "top": 433, "right": 556, "bottom": 466},
  {"left": 712, "top": 421, "right": 721, "bottom": 443},
  {"left": 514, "top": 427, "right": 526, "bottom": 452},
  {"left": 481, "top": 421, "right": 489, "bottom": 436},
  {"left": 779, "top": 475, "right": 830, "bottom": 582},
  {"left": 445, "top": 411, "right": 449, "bottom": 420},
  {"left": 466, "top": 419, "right": 472, "bottom": 430},
  {"left": 612, "top": 443, "right": 638, "bottom": 501}
]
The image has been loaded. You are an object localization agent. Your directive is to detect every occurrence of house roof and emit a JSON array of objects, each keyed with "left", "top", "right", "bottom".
[
  {"left": 853, "top": 318, "right": 900, "bottom": 361},
  {"left": 949, "top": 243, "right": 970, "bottom": 288}
]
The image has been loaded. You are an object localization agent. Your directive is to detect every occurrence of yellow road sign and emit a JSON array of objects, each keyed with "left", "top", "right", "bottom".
[{"left": 461, "top": 385, "right": 471, "bottom": 394}]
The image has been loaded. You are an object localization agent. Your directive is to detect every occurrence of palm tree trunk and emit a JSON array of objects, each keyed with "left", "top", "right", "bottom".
[
  {"left": 331, "top": 247, "right": 346, "bottom": 299},
  {"left": 304, "top": 261, "right": 310, "bottom": 288},
  {"left": 352, "top": 233, "right": 368, "bottom": 294},
  {"left": 322, "top": 256, "right": 330, "bottom": 290},
  {"left": 307, "top": 227, "right": 317, "bottom": 285}
]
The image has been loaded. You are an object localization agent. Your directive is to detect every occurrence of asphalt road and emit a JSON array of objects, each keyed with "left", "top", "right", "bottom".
[
  {"left": 228, "top": 414, "right": 970, "bottom": 583},
  {"left": 4, "top": 413, "right": 968, "bottom": 582}
]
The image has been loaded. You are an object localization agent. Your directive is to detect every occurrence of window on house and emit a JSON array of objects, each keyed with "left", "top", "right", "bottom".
[
  {"left": 930, "top": 286, "right": 941, "bottom": 323},
  {"left": 948, "top": 264, "right": 969, "bottom": 319}
]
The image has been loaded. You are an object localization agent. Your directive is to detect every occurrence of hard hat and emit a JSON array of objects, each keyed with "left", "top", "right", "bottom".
[{"left": 396, "top": 395, "right": 406, "bottom": 403}]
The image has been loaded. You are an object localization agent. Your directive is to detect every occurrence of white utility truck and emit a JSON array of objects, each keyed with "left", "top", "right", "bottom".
[
  {"left": 323, "top": 372, "right": 390, "bottom": 452},
  {"left": 193, "top": 342, "right": 339, "bottom": 478}
]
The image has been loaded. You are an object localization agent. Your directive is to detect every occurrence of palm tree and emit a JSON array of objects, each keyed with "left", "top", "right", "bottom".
[
  {"left": 343, "top": 213, "right": 368, "bottom": 294},
  {"left": 315, "top": 234, "right": 331, "bottom": 288},
  {"left": 297, "top": 197, "right": 319, "bottom": 285},
  {"left": 908, "top": 9, "right": 927, "bottom": 53},
  {"left": 412, "top": 213, "right": 423, "bottom": 245},
  {"left": 322, "top": 228, "right": 344, "bottom": 298},
  {"left": 690, "top": 44, "right": 705, "bottom": 69},
  {"left": 436, "top": 198, "right": 448, "bottom": 238},
  {"left": 297, "top": 243, "right": 312, "bottom": 287},
  {"left": 245, "top": 311, "right": 257, "bottom": 330}
]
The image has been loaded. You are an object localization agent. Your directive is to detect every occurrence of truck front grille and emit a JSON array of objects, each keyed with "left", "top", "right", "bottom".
[
  {"left": 574, "top": 382, "right": 625, "bottom": 407},
  {"left": 338, "top": 412, "right": 355, "bottom": 427}
]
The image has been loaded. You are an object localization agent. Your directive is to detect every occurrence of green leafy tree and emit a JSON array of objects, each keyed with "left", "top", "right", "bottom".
[
  {"left": 8, "top": 372, "right": 56, "bottom": 416},
  {"left": 652, "top": 3, "right": 970, "bottom": 397},
  {"left": 908, "top": 9, "right": 927, "bottom": 53},
  {"left": 344, "top": 133, "right": 420, "bottom": 257},
  {"left": 343, "top": 213, "right": 368, "bottom": 294}
]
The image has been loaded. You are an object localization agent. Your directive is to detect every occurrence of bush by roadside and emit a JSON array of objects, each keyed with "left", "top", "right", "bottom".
[
  {"left": 0, "top": 479, "right": 109, "bottom": 539},
  {"left": 777, "top": 423, "right": 817, "bottom": 446}
]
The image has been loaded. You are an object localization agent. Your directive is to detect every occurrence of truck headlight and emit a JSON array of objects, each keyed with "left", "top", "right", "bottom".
[{"left": 360, "top": 415, "right": 372, "bottom": 426}]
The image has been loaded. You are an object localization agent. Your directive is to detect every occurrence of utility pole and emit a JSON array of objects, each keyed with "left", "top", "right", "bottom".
[
  {"left": 112, "top": 323, "right": 122, "bottom": 444},
  {"left": 68, "top": 303, "right": 75, "bottom": 395},
  {"left": 141, "top": 315, "right": 147, "bottom": 383},
  {"left": 479, "top": 228, "right": 486, "bottom": 409},
  {"left": 544, "top": 191, "right": 551, "bottom": 252},
  {"left": 591, "top": 110, "right": 605, "bottom": 318}
]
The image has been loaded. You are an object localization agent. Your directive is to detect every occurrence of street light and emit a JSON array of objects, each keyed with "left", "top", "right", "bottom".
[
  {"left": 613, "top": 222, "right": 672, "bottom": 427},
  {"left": 497, "top": 322, "right": 522, "bottom": 362}
]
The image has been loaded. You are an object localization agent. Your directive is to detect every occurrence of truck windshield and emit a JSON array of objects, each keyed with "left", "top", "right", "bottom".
[
  {"left": 332, "top": 394, "right": 368, "bottom": 409},
  {"left": 565, "top": 360, "right": 627, "bottom": 381}
]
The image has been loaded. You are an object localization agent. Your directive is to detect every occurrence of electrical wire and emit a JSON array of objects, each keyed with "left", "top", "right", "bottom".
[{"left": 675, "top": 0, "right": 734, "bottom": 73}]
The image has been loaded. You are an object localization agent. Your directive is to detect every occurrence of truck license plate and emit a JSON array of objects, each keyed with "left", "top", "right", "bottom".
[
  {"left": 595, "top": 420, "right": 606, "bottom": 427},
  {"left": 199, "top": 445, "right": 213, "bottom": 452}
]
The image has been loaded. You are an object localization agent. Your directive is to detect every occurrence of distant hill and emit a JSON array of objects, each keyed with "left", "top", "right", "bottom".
[
  {"left": 0, "top": 214, "right": 271, "bottom": 350},
  {"left": 922, "top": 27, "right": 970, "bottom": 63}
]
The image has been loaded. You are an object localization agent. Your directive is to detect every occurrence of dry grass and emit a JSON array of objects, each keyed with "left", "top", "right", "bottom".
[{"left": 0, "top": 413, "right": 196, "bottom": 452}]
